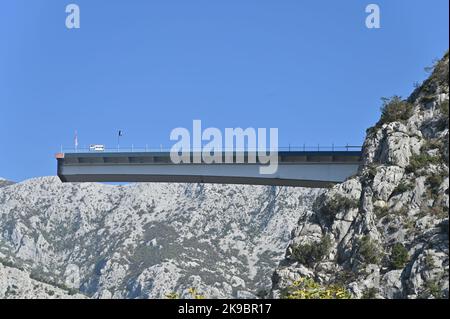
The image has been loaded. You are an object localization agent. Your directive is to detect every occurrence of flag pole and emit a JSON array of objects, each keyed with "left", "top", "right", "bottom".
[
  {"left": 74, "top": 130, "right": 78, "bottom": 153},
  {"left": 117, "top": 130, "right": 122, "bottom": 152}
]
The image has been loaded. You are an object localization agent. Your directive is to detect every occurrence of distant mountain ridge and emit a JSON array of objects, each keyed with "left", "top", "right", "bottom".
[
  {"left": 0, "top": 178, "right": 14, "bottom": 189},
  {"left": 0, "top": 177, "right": 322, "bottom": 298}
]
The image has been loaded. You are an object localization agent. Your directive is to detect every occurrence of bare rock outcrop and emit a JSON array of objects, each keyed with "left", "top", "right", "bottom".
[{"left": 272, "top": 52, "right": 449, "bottom": 299}]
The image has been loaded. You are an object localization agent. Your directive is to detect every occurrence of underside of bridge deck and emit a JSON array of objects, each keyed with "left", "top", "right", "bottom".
[{"left": 56, "top": 151, "right": 362, "bottom": 188}]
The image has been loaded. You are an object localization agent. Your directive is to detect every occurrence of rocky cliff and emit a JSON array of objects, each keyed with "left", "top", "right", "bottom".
[
  {"left": 0, "top": 178, "right": 322, "bottom": 299},
  {"left": 272, "top": 52, "right": 449, "bottom": 299}
]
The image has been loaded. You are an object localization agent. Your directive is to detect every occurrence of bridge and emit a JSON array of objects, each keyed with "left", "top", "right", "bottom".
[{"left": 55, "top": 148, "right": 362, "bottom": 188}]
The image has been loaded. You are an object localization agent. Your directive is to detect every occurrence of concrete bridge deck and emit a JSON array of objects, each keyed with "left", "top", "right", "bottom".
[{"left": 56, "top": 151, "right": 362, "bottom": 188}]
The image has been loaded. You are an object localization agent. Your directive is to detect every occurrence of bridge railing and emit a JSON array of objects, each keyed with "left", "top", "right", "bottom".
[{"left": 59, "top": 145, "right": 362, "bottom": 153}]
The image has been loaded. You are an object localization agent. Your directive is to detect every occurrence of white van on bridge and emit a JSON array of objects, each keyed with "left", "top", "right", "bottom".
[{"left": 89, "top": 144, "right": 105, "bottom": 152}]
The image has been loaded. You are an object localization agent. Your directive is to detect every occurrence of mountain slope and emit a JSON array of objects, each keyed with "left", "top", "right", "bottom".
[
  {"left": 0, "top": 178, "right": 14, "bottom": 189},
  {"left": 272, "top": 52, "right": 449, "bottom": 299},
  {"left": 0, "top": 263, "right": 86, "bottom": 299},
  {"left": 0, "top": 178, "right": 322, "bottom": 298}
]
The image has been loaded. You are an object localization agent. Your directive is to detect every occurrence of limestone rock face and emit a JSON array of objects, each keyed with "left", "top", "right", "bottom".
[
  {"left": 272, "top": 52, "right": 449, "bottom": 299},
  {"left": 0, "top": 263, "right": 86, "bottom": 299},
  {"left": 0, "top": 177, "right": 322, "bottom": 299}
]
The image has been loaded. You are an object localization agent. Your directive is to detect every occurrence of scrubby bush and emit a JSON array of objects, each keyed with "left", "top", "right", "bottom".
[
  {"left": 427, "top": 52, "right": 449, "bottom": 87},
  {"left": 423, "top": 279, "right": 444, "bottom": 299},
  {"left": 29, "top": 270, "right": 79, "bottom": 295},
  {"left": 333, "top": 270, "right": 358, "bottom": 286},
  {"left": 366, "top": 164, "right": 379, "bottom": 179},
  {"left": 374, "top": 206, "right": 388, "bottom": 220},
  {"left": 291, "top": 235, "right": 332, "bottom": 267},
  {"left": 425, "top": 254, "right": 436, "bottom": 269},
  {"left": 396, "top": 207, "right": 409, "bottom": 217},
  {"left": 420, "top": 95, "right": 435, "bottom": 104},
  {"left": 374, "top": 206, "right": 394, "bottom": 221},
  {"left": 427, "top": 205, "right": 448, "bottom": 219},
  {"left": 422, "top": 52, "right": 449, "bottom": 95},
  {"left": 165, "top": 292, "right": 179, "bottom": 299},
  {"left": 46, "top": 289, "right": 55, "bottom": 296},
  {"left": 389, "top": 243, "right": 409, "bottom": 269},
  {"left": 406, "top": 153, "right": 441, "bottom": 173},
  {"left": 437, "top": 100, "right": 449, "bottom": 130},
  {"left": 361, "top": 287, "right": 378, "bottom": 299},
  {"left": 165, "top": 288, "right": 205, "bottom": 299},
  {"left": 357, "top": 236, "right": 381, "bottom": 265},
  {"left": 0, "top": 257, "right": 20, "bottom": 269},
  {"left": 391, "top": 182, "right": 414, "bottom": 198},
  {"left": 282, "top": 277, "right": 352, "bottom": 299},
  {"left": 440, "top": 99, "right": 449, "bottom": 118},
  {"left": 426, "top": 173, "right": 444, "bottom": 193},
  {"left": 421, "top": 139, "right": 444, "bottom": 153},
  {"left": 320, "top": 194, "right": 359, "bottom": 222},
  {"left": 377, "top": 96, "right": 414, "bottom": 126},
  {"left": 187, "top": 287, "right": 205, "bottom": 299}
]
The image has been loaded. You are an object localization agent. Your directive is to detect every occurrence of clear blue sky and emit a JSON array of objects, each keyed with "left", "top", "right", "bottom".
[{"left": 0, "top": 0, "right": 448, "bottom": 181}]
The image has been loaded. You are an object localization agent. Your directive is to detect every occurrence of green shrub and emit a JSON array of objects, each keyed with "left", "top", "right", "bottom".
[
  {"left": 165, "top": 292, "right": 179, "bottom": 299},
  {"left": 426, "top": 173, "right": 444, "bottom": 193},
  {"left": 255, "top": 288, "right": 270, "bottom": 299},
  {"left": 365, "top": 126, "right": 376, "bottom": 136},
  {"left": 165, "top": 288, "right": 205, "bottom": 299},
  {"left": 320, "top": 194, "right": 359, "bottom": 222},
  {"left": 426, "top": 205, "right": 448, "bottom": 219},
  {"left": 291, "top": 235, "right": 332, "bottom": 267},
  {"left": 390, "top": 243, "right": 409, "bottom": 269},
  {"left": 391, "top": 182, "right": 414, "bottom": 198},
  {"left": 403, "top": 217, "right": 416, "bottom": 234},
  {"left": 282, "top": 277, "right": 352, "bottom": 299},
  {"left": 374, "top": 206, "right": 389, "bottom": 220},
  {"left": 46, "top": 289, "right": 55, "bottom": 296},
  {"left": 28, "top": 269, "right": 80, "bottom": 295},
  {"left": 366, "top": 164, "right": 379, "bottom": 179},
  {"left": 397, "top": 207, "right": 409, "bottom": 216},
  {"left": 422, "top": 52, "right": 449, "bottom": 91},
  {"left": 375, "top": 206, "right": 408, "bottom": 221},
  {"left": 440, "top": 99, "right": 449, "bottom": 118},
  {"left": 406, "top": 153, "right": 441, "bottom": 173},
  {"left": 425, "top": 254, "right": 436, "bottom": 269},
  {"left": 357, "top": 236, "right": 381, "bottom": 265},
  {"left": 360, "top": 163, "right": 379, "bottom": 181},
  {"left": 423, "top": 279, "right": 444, "bottom": 299},
  {"left": 333, "top": 270, "right": 358, "bottom": 286},
  {"left": 377, "top": 96, "right": 414, "bottom": 126},
  {"left": 361, "top": 287, "right": 378, "bottom": 299},
  {"left": 420, "top": 95, "right": 435, "bottom": 104},
  {"left": 0, "top": 257, "right": 19, "bottom": 269},
  {"left": 420, "top": 139, "right": 444, "bottom": 153},
  {"left": 187, "top": 287, "right": 205, "bottom": 299}
]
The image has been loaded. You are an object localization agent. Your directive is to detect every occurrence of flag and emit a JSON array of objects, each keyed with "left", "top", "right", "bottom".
[
  {"left": 74, "top": 130, "right": 78, "bottom": 148},
  {"left": 118, "top": 130, "right": 123, "bottom": 137}
]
